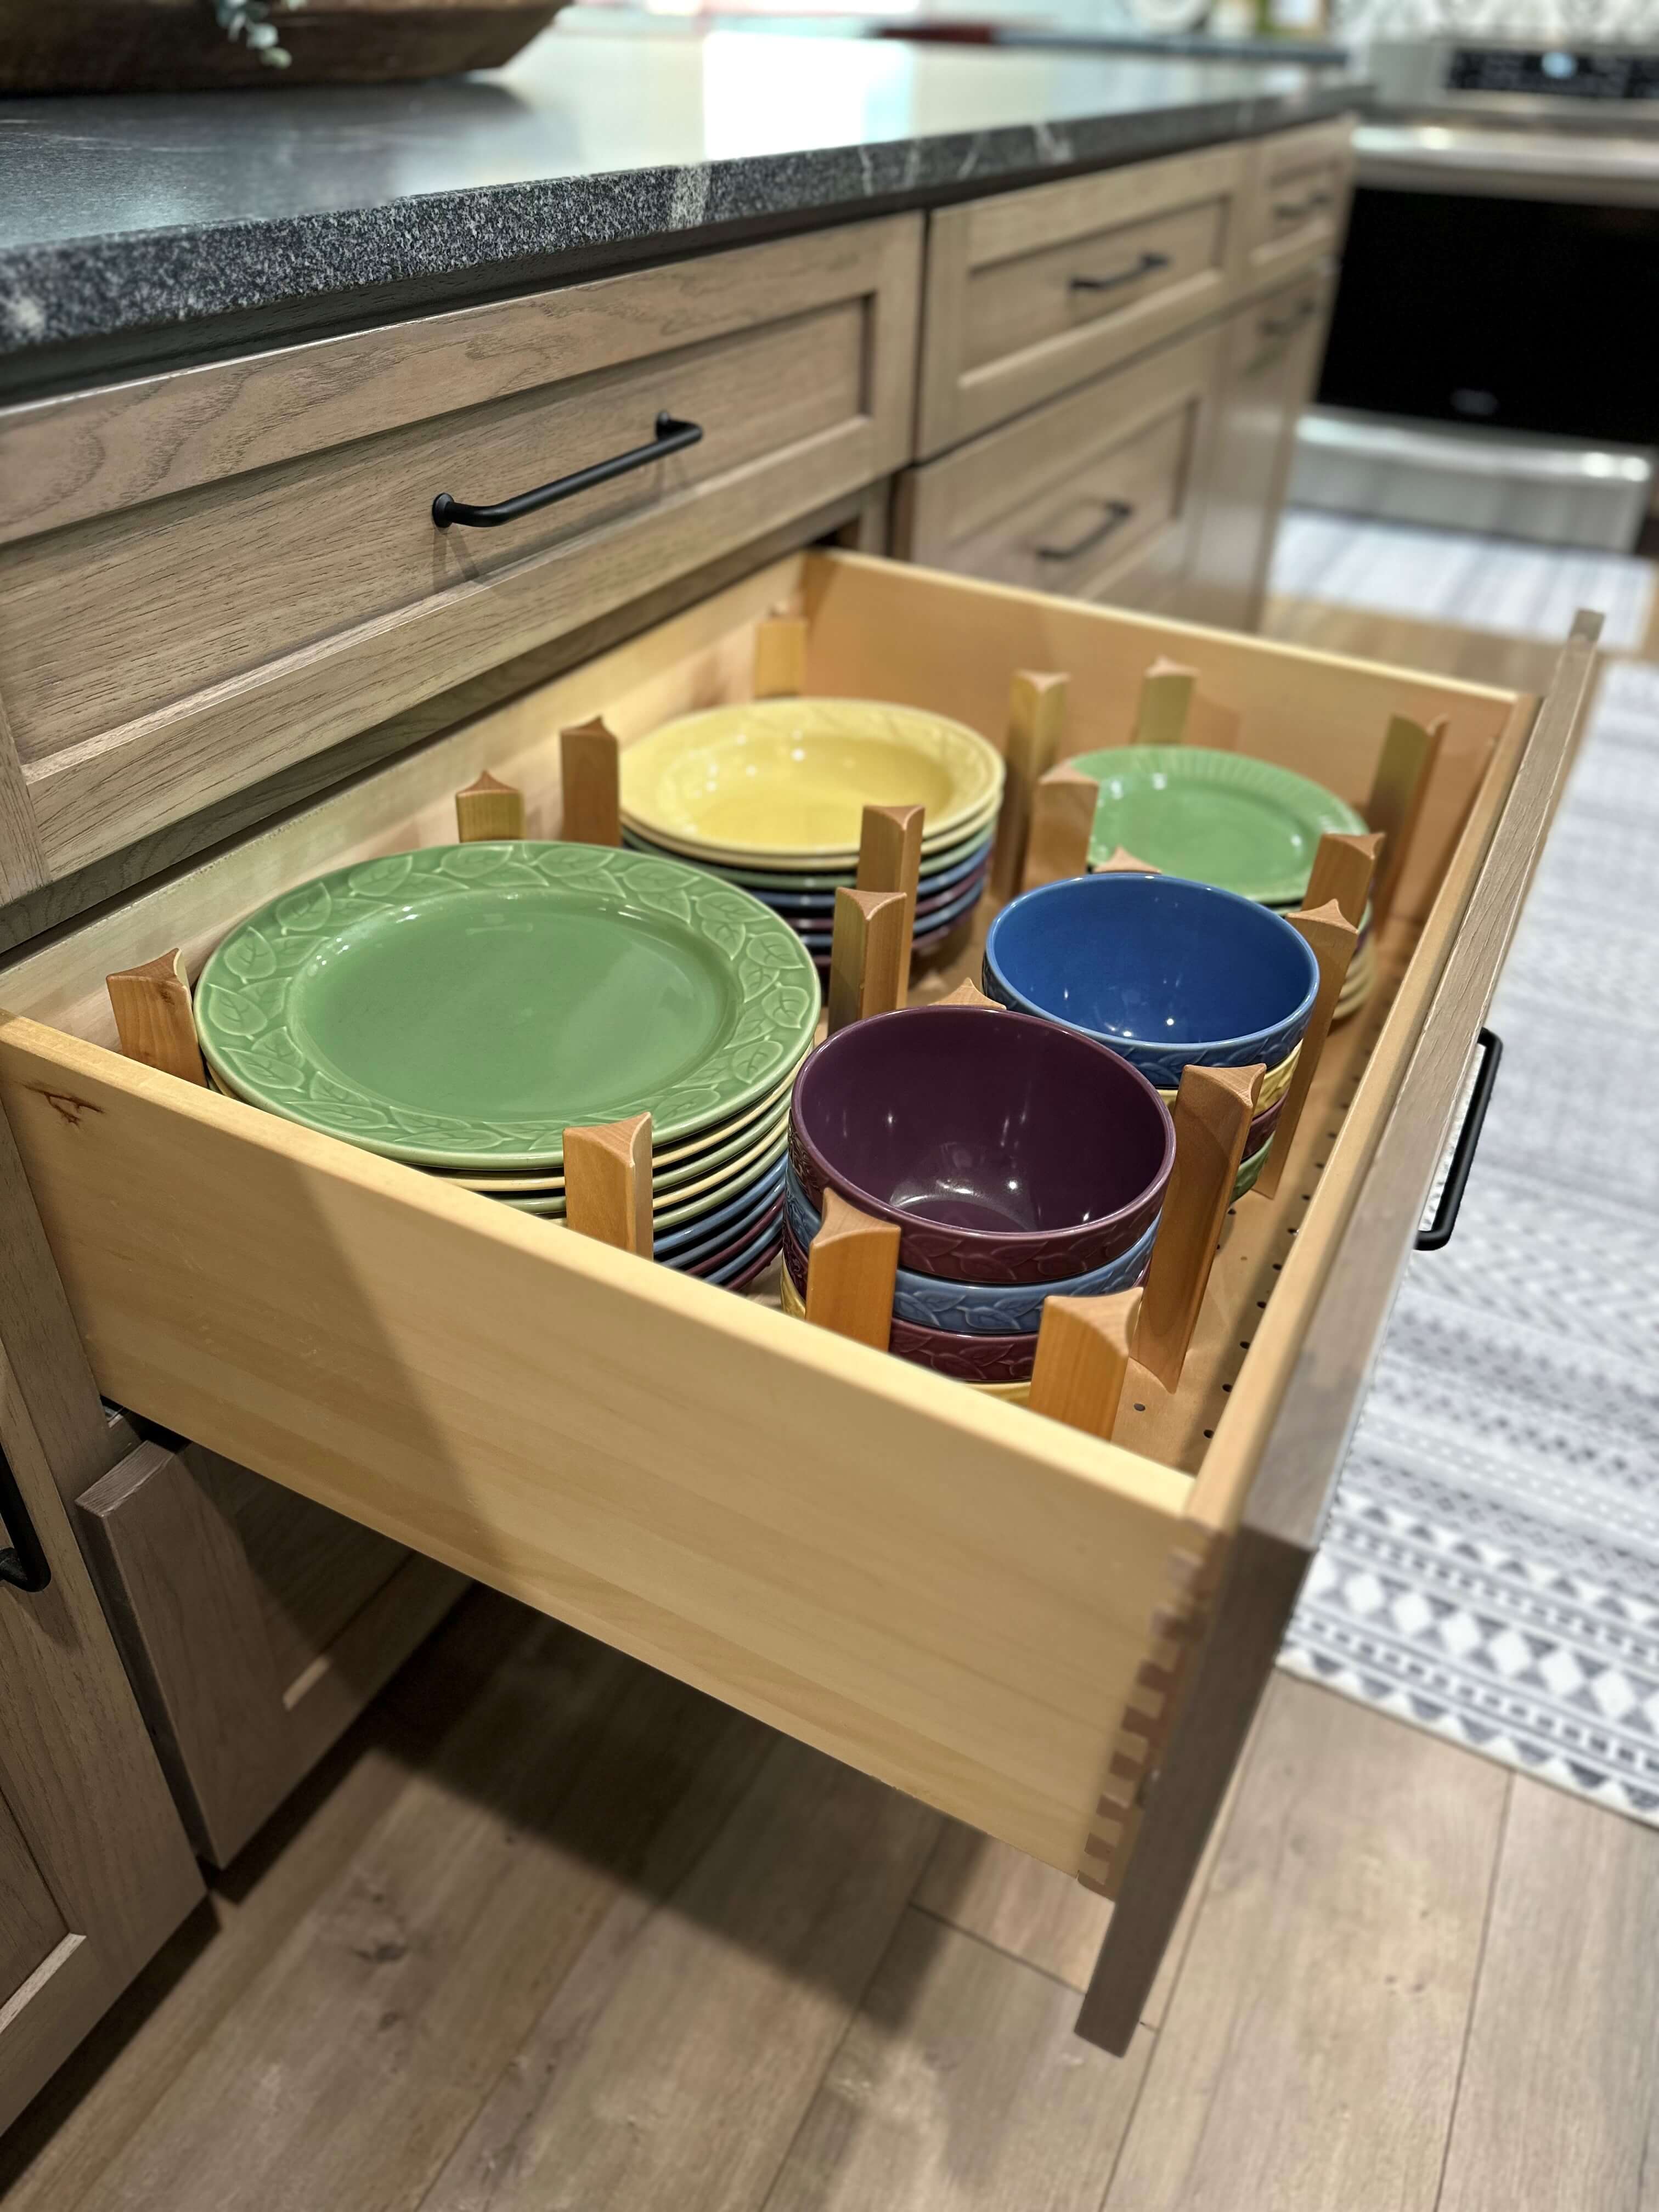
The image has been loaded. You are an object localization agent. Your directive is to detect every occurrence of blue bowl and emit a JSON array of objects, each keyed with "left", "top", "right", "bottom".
[
  {"left": 983, "top": 873, "right": 1319, "bottom": 1092},
  {"left": 783, "top": 1161, "right": 1158, "bottom": 1335}
]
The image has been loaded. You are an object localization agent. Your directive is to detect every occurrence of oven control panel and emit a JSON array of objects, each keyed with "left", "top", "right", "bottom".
[{"left": 1446, "top": 46, "right": 1659, "bottom": 99}]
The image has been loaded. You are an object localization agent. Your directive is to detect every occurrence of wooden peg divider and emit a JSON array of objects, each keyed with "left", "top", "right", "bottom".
[
  {"left": 105, "top": 947, "right": 207, "bottom": 1086},
  {"left": 992, "top": 669, "right": 1069, "bottom": 900},
  {"left": 1020, "top": 763, "right": 1096, "bottom": 891},
  {"left": 562, "top": 1113, "right": 652, "bottom": 1256},
  {"left": 560, "top": 717, "right": 622, "bottom": 847},
  {"left": 856, "top": 802, "right": 924, "bottom": 952},
  {"left": 935, "top": 979, "right": 1002, "bottom": 1010},
  {"left": 1134, "top": 658, "right": 1197, "bottom": 748},
  {"left": 804, "top": 1189, "right": 899, "bottom": 1350},
  {"left": 1255, "top": 900, "right": 1358, "bottom": 1201},
  {"left": 1365, "top": 712, "right": 1445, "bottom": 933},
  {"left": 1304, "top": 829, "right": 1382, "bottom": 928},
  {"left": 1029, "top": 1290, "right": 1140, "bottom": 1438},
  {"left": 1095, "top": 845, "right": 1157, "bottom": 875},
  {"left": 454, "top": 770, "right": 526, "bottom": 844},
  {"left": 753, "top": 611, "right": 809, "bottom": 699},
  {"left": 826, "top": 888, "right": 908, "bottom": 1034},
  {"left": 1134, "top": 1063, "right": 1263, "bottom": 1394}
]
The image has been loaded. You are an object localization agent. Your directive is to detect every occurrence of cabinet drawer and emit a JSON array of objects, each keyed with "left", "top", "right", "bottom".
[
  {"left": 0, "top": 216, "right": 921, "bottom": 903},
  {"left": 896, "top": 326, "right": 1221, "bottom": 610},
  {"left": 917, "top": 143, "right": 1243, "bottom": 456},
  {"left": 0, "top": 548, "right": 1591, "bottom": 2047},
  {"left": 1243, "top": 116, "right": 1356, "bottom": 281}
]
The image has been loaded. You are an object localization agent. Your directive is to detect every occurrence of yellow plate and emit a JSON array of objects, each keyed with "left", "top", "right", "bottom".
[
  {"left": 620, "top": 698, "right": 1005, "bottom": 864},
  {"left": 775, "top": 1266, "right": 1031, "bottom": 1399}
]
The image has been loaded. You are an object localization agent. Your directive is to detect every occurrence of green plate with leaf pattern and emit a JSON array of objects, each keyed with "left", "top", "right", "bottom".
[
  {"left": 1070, "top": 746, "right": 1368, "bottom": 906},
  {"left": 195, "top": 843, "right": 821, "bottom": 1169}
]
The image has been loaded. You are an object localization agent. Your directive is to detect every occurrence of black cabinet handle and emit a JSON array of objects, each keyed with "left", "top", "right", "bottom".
[
  {"left": 1416, "top": 1028, "right": 1502, "bottom": 1252},
  {"left": 1, "top": 1440, "right": 50, "bottom": 1595},
  {"left": 1036, "top": 498, "right": 1134, "bottom": 562},
  {"left": 432, "top": 411, "right": 703, "bottom": 530},
  {"left": 1259, "top": 298, "right": 1318, "bottom": 341},
  {"left": 1070, "top": 251, "right": 1171, "bottom": 296}
]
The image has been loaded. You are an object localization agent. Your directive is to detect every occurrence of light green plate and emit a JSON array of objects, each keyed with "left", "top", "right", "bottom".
[
  {"left": 1070, "top": 746, "right": 1368, "bottom": 906},
  {"left": 195, "top": 843, "right": 821, "bottom": 1169}
]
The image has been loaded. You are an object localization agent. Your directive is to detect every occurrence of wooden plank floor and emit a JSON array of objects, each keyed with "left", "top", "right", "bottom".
[{"left": 5, "top": 595, "right": 1656, "bottom": 2211}]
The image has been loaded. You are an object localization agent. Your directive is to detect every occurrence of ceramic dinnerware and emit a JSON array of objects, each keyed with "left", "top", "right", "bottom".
[
  {"left": 774, "top": 1266, "right": 1036, "bottom": 1398},
  {"left": 789, "top": 1005, "right": 1173, "bottom": 1286},
  {"left": 983, "top": 873, "right": 1319, "bottom": 1091},
  {"left": 780, "top": 1220, "right": 1039, "bottom": 1381}
]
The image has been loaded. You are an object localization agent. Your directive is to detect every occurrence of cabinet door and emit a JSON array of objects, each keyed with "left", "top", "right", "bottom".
[
  {"left": 1181, "top": 267, "right": 1335, "bottom": 634},
  {"left": 0, "top": 1342, "right": 202, "bottom": 2135}
]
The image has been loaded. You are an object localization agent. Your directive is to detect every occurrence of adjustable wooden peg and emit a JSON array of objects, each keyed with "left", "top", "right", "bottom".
[
  {"left": 454, "top": 770, "right": 526, "bottom": 843},
  {"left": 1305, "top": 829, "right": 1383, "bottom": 927},
  {"left": 934, "top": 979, "right": 1002, "bottom": 1011},
  {"left": 1096, "top": 846, "right": 1158, "bottom": 875},
  {"left": 827, "top": 888, "right": 907, "bottom": 1034},
  {"left": 1365, "top": 713, "right": 1445, "bottom": 932},
  {"left": 804, "top": 1190, "right": 899, "bottom": 1350},
  {"left": 106, "top": 948, "right": 207, "bottom": 1087},
  {"left": 560, "top": 717, "right": 622, "bottom": 847},
  {"left": 562, "top": 1114, "right": 652, "bottom": 1256},
  {"left": 1255, "top": 900, "right": 1358, "bottom": 1201},
  {"left": 1021, "top": 763, "right": 1096, "bottom": 891},
  {"left": 857, "top": 802, "right": 924, "bottom": 952},
  {"left": 1134, "top": 1063, "right": 1263, "bottom": 1394},
  {"left": 1029, "top": 1290, "right": 1140, "bottom": 1438},
  {"left": 1134, "top": 658, "right": 1198, "bottom": 747},
  {"left": 753, "top": 611, "right": 809, "bottom": 699},
  {"left": 992, "top": 670, "right": 1069, "bottom": 900}
]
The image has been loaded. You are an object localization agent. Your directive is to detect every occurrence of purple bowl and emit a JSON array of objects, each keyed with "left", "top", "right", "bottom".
[
  {"left": 788, "top": 1005, "right": 1174, "bottom": 1286},
  {"left": 781, "top": 1220, "right": 1039, "bottom": 1380}
]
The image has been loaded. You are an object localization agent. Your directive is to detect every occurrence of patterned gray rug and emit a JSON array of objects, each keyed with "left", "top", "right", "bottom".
[{"left": 1280, "top": 654, "right": 1659, "bottom": 1825}]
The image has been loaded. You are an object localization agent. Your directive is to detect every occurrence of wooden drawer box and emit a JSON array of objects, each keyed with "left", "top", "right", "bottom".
[
  {"left": 916, "top": 142, "right": 1244, "bottom": 457},
  {"left": 0, "top": 549, "right": 1593, "bottom": 2049},
  {"left": 1243, "top": 116, "right": 1356, "bottom": 283},
  {"left": 0, "top": 216, "right": 920, "bottom": 906},
  {"left": 895, "top": 325, "right": 1221, "bottom": 613}
]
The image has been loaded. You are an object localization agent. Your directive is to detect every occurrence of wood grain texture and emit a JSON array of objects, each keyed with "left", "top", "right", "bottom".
[
  {"left": 827, "top": 888, "right": 907, "bottom": 1035},
  {"left": 805, "top": 1190, "right": 900, "bottom": 1351},
  {"left": 1241, "top": 115, "right": 1356, "bottom": 283},
  {"left": 558, "top": 717, "right": 621, "bottom": 847},
  {"left": 563, "top": 1114, "right": 652, "bottom": 1257},
  {"left": 105, "top": 947, "right": 206, "bottom": 1086},
  {"left": 1135, "top": 1063, "right": 1262, "bottom": 1395},
  {"left": 1103, "top": 1677, "right": 1506, "bottom": 2211},
  {"left": 856, "top": 802, "right": 924, "bottom": 956},
  {"left": 0, "top": 1341, "right": 202, "bottom": 2135},
  {"left": 992, "top": 669, "right": 1068, "bottom": 900},
  {"left": 1254, "top": 901, "right": 1356, "bottom": 1202},
  {"left": 1029, "top": 1290, "right": 1138, "bottom": 1440},
  {"left": 419, "top": 1738, "right": 939, "bottom": 2212},
  {"left": 1022, "top": 763, "right": 1096, "bottom": 891},
  {"left": 74, "top": 1441, "right": 300, "bottom": 1866},
  {"left": 916, "top": 138, "right": 1244, "bottom": 454},
  {"left": 280, "top": 1553, "right": 466, "bottom": 1773},
  {"left": 0, "top": 693, "right": 48, "bottom": 904},
  {"left": 1304, "top": 828, "right": 1381, "bottom": 927},
  {"left": 764, "top": 1910, "right": 1153, "bottom": 2212},
  {"left": 753, "top": 612, "right": 809, "bottom": 699},
  {"left": 1367, "top": 712, "right": 1447, "bottom": 935},
  {"left": 1437, "top": 1779, "right": 1659, "bottom": 2212},
  {"left": 0, "top": 1794, "right": 66, "bottom": 2007},
  {"left": 1133, "top": 658, "right": 1197, "bottom": 746},
  {"left": 453, "top": 770, "right": 525, "bottom": 844}
]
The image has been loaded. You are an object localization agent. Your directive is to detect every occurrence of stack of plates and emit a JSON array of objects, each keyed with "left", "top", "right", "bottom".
[
  {"left": 983, "top": 872, "right": 1321, "bottom": 1200},
  {"left": 618, "top": 699, "right": 1005, "bottom": 972},
  {"left": 193, "top": 842, "right": 821, "bottom": 1286},
  {"left": 1069, "top": 745, "right": 1378, "bottom": 1018},
  {"left": 782, "top": 1006, "right": 1174, "bottom": 1386}
]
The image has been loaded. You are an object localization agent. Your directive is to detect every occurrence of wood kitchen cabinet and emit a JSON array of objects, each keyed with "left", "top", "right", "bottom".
[
  {"left": 1, "top": 1126, "right": 202, "bottom": 2135},
  {"left": 1182, "top": 266, "right": 1338, "bottom": 633}
]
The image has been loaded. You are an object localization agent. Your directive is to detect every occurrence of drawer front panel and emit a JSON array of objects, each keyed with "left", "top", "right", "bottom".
[
  {"left": 0, "top": 216, "right": 921, "bottom": 899},
  {"left": 898, "top": 326, "right": 1221, "bottom": 609},
  {"left": 1245, "top": 117, "right": 1356, "bottom": 279},
  {"left": 917, "top": 143, "right": 1243, "bottom": 455}
]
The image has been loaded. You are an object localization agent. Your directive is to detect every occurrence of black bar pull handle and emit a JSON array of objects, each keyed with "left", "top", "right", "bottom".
[
  {"left": 1417, "top": 1028, "right": 1502, "bottom": 1252},
  {"left": 1035, "top": 498, "right": 1134, "bottom": 564},
  {"left": 1, "top": 1440, "right": 51, "bottom": 1595},
  {"left": 432, "top": 411, "right": 703, "bottom": 531},
  {"left": 1070, "top": 251, "right": 1171, "bottom": 296}
]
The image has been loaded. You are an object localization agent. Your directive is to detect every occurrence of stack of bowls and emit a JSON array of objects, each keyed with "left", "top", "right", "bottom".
[
  {"left": 780, "top": 1006, "right": 1174, "bottom": 1386},
  {"left": 192, "top": 841, "right": 822, "bottom": 1287},
  {"left": 1069, "top": 744, "right": 1377, "bottom": 1018},
  {"left": 618, "top": 698, "right": 1005, "bottom": 973},
  {"left": 983, "top": 873, "right": 1320, "bottom": 1200}
]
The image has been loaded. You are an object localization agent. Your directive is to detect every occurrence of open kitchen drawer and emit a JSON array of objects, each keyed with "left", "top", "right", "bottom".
[{"left": 0, "top": 550, "right": 1595, "bottom": 2052}]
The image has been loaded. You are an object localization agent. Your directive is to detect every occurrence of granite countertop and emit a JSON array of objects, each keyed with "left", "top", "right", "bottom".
[{"left": 0, "top": 13, "right": 1365, "bottom": 384}]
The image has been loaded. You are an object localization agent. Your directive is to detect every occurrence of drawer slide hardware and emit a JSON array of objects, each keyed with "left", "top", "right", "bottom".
[
  {"left": 1415, "top": 1028, "right": 1502, "bottom": 1254},
  {"left": 1070, "top": 251, "right": 1171, "bottom": 295},
  {"left": 0, "top": 1441, "right": 52, "bottom": 1594},
  {"left": 432, "top": 411, "right": 704, "bottom": 530}
]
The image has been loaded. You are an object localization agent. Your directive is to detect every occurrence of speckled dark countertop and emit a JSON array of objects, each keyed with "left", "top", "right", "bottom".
[{"left": 0, "top": 12, "right": 1365, "bottom": 386}]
